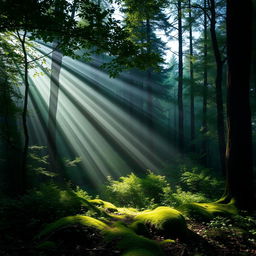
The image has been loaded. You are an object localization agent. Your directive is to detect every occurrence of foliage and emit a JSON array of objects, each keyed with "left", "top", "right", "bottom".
[
  {"left": 161, "top": 163, "right": 224, "bottom": 200},
  {"left": 232, "top": 214, "right": 256, "bottom": 238},
  {"left": 102, "top": 167, "right": 223, "bottom": 210},
  {"left": 163, "top": 186, "right": 208, "bottom": 207},
  {"left": 206, "top": 214, "right": 256, "bottom": 244},
  {"left": 0, "top": 183, "right": 92, "bottom": 241},
  {"left": 179, "top": 166, "right": 223, "bottom": 199},
  {"left": 0, "top": 0, "right": 160, "bottom": 78},
  {"left": 102, "top": 171, "right": 170, "bottom": 209}
]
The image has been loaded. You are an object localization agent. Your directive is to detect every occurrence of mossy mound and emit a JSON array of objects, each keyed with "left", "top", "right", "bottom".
[
  {"left": 37, "top": 215, "right": 108, "bottom": 239},
  {"left": 89, "top": 199, "right": 118, "bottom": 212},
  {"left": 106, "top": 222, "right": 164, "bottom": 256},
  {"left": 116, "top": 207, "right": 139, "bottom": 216},
  {"left": 131, "top": 206, "right": 187, "bottom": 238},
  {"left": 181, "top": 200, "right": 238, "bottom": 220},
  {"left": 37, "top": 215, "right": 164, "bottom": 255},
  {"left": 36, "top": 240, "right": 56, "bottom": 249},
  {"left": 160, "top": 239, "right": 175, "bottom": 245},
  {"left": 122, "top": 248, "right": 156, "bottom": 256}
]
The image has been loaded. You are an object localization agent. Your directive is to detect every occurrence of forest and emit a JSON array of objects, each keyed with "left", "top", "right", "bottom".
[{"left": 0, "top": 0, "right": 256, "bottom": 255}]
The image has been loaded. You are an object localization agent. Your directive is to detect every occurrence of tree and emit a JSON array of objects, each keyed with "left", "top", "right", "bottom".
[
  {"left": 0, "top": 33, "right": 24, "bottom": 195},
  {"left": 119, "top": 0, "right": 169, "bottom": 153},
  {"left": 208, "top": 0, "right": 226, "bottom": 176},
  {"left": 0, "top": 0, "right": 160, "bottom": 193},
  {"left": 121, "top": 0, "right": 168, "bottom": 119},
  {"left": 188, "top": 0, "right": 195, "bottom": 152},
  {"left": 202, "top": 0, "right": 209, "bottom": 164},
  {"left": 177, "top": 0, "right": 184, "bottom": 153},
  {"left": 47, "top": 0, "right": 78, "bottom": 173},
  {"left": 224, "top": 0, "right": 255, "bottom": 210}
]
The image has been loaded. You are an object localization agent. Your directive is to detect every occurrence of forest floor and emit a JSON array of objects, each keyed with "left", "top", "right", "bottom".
[
  {"left": 0, "top": 180, "right": 255, "bottom": 256},
  {"left": 163, "top": 220, "right": 256, "bottom": 256},
  {"left": 51, "top": 220, "right": 256, "bottom": 256},
  {"left": 0, "top": 215, "right": 256, "bottom": 256}
]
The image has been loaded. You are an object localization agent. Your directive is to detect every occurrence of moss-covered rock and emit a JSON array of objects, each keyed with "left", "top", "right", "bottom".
[
  {"left": 130, "top": 206, "right": 187, "bottom": 238},
  {"left": 37, "top": 215, "right": 164, "bottom": 255},
  {"left": 106, "top": 222, "right": 164, "bottom": 256},
  {"left": 37, "top": 215, "right": 108, "bottom": 239},
  {"left": 181, "top": 200, "right": 238, "bottom": 220},
  {"left": 160, "top": 239, "right": 175, "bottom": 245},
  {"left": 122, "top": 248, "right": 156, "bottom": 256},
  {"left": 36, "top": 240, "right": 56, "bottom": 249},
  {"left": 116, "top": 207, "right": 139, "bottom": 216},
  {"left": 89, "top": 199, "right": 118, "bottom": 212}
]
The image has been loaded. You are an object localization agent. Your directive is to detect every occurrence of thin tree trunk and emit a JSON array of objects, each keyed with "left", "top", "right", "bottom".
[
  {"left": 209, "top": 0, "right": 226, "bottom": 175},
  {"left": 48, "top": 0, "right": 77, "bottom": 172},
  {"left": 202, "top": 0, "right": 208, "bottom": 165},
  {"left": 252, "top": 0, "right": 256, "bottom": 94},
  {"left": 173, "top": 89, "right": 177, "bottom": 146},
  {"left": 178, "top": 0, "right": 184, "bottom": 153},
  {"left": 17, "top": 30, "right": 29, "bottom": 195},
  {"left": 146, "top": 18, "right": 153, "bottom": 129},
  {"left": 189, "top": 0, "right": 195, "bottom": 152},
  {"left": 225, "top": 0, "right": 255, "bottom": 210}
]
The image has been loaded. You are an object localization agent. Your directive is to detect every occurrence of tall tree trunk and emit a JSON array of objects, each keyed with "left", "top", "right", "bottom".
[
  {"left": 0, "top": 77, "right": 22, "bottom": 196},
  {"left": 201, "top": 0, "right": 208, "bottom": 165},
  {"left": 225, "top": 0, "right": 255, "bottom": 210},
  {"left": 178, "top": 0, "right": 184, "bottom": 153},
  {"left": 17, "top": 30, "right": 29, "bottom": 195},
  {"left": 209, "top": 0, "right": 226, "bottom": 175},
  {"left": 188, "top": 0, "right": 195, "bottom": 152},
  {"left": 252, "top": 0, "right": 256, "bottom": 94},
  {"left": 48, "top": 0, "right": 77, "bottom": 172},
  {"left": 173, "top": 89, "right": 177, "bottom": 146},
  {"left": 146, "top": 18, "right": 153, "bottom": 129}
]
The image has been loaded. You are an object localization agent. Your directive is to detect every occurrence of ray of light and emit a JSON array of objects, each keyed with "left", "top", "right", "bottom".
[{"left": 23, "top": 42, "right": 180, "bottom": 189}]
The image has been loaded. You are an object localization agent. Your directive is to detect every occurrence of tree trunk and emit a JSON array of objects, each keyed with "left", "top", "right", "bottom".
[
  {"left": 47, "top": 0, "right": 77, "bottom": 172},
  {"left": 252, "top": 0, "right": 256, "bottom": 94},
  {"left": 189, "top": 0, "right": 195, "bottom": 152},
  {"left": 225, "top": 0, "right": 255, "bottom": 210},
  {"left": 173, "top": 89, "right": 177, "bottom": 146},
  {"left": 209, "top": 0, "right": 226, "bottom": 175},
  {"left": 178, "top": 0, "right": 184, "bottom": 153},
  {"left": 17, "top": 30, "right": 29, "bottom": 195},
  {"left": 146, "top": 18, "right": 153, "bottom": 129},
  {"left": 201, "top": 0, "right": 208, "bottom": 165}
]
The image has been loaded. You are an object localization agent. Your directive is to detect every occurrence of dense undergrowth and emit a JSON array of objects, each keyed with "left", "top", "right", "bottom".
[{"left": 0, "top": 166, "right": 255, "bottom": 256}]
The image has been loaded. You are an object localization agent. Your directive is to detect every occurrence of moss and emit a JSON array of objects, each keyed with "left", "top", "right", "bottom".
[
  {"left": 37, "top": 215, "right": 108, "bottom": 239},
  {"left": 131, "top": 207, "right": 187, "bottom": 238},
  {"left": 122, "top": 248, "right": 156, "bottom": 256},
  {"left": 160, "top": 239, "right": 175, "bottom": 245},
  {"left": 37, "top": 241, "right": 56, "bottom": 249},
  {"left": 181, "top": 200, "right": 238, "bottom": 220},
  {"left": 108, "top": 207, "right": 140, "bottom": 221},
  {"left": 116, "top": 207, "right": 139, "bottom": 215},
  {"left": 89, "top": 199, "right": 118, "bottom": 212},
  {"left": 106, "top": 222, "right": 164, "bottom": 256}
]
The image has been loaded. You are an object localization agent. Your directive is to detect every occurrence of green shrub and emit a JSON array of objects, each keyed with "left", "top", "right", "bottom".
[
  {"left": 0, "top": 183, "right": 92, "bottom": 241},
  {"left": 102, "top": 171, "right": 171, "bottom": 209},
  {"left": 179, "top": 167, "right": 223, "bottom": 199},
  {"left": 163, "top": 186, "right": 208, "bottom": 207}
]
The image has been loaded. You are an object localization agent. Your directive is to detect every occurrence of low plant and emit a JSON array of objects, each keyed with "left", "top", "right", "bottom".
[{"left": 102, "top": 171, "right": 171, "bottom": 209}]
